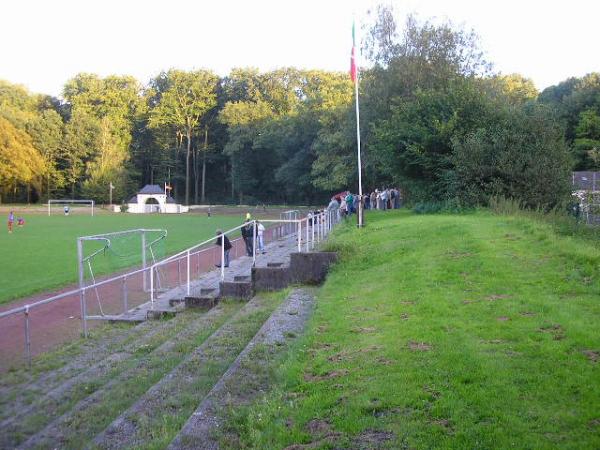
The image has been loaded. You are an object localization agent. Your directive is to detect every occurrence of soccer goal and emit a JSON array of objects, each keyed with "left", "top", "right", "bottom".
[
  {"left": 77, "top": 228, "right": 167, "bottom": 318},
  {"left": 48, "top": 199, "right": 95, "bottom": 216}
]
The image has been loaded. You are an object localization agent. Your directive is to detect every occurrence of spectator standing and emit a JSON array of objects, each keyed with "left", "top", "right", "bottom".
[
  {"left": 257, "top": 221, "right": 266, "bottom": 254},
  {"left": 241, "top": 219, "right": 254, "bottom": 256},
  {"left": 345, "top": 192, "right": 354, "bottom": 216},
  {"left": 380, "top": 189, "right": 388, "bottom": 210},
  {"left": 214, "top": 229, "right": 232, "bottom": 267},
  {"left": 370, "top": 191, "right": 377, "bottom": 210},
  {"left": 7, "top": 211, "right": 14, "bottom": 233}
]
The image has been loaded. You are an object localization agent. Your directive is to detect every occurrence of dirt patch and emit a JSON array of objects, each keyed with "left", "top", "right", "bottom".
[
  {"left": 350, "top": 429, "right": 394, "bottom": 448},
  {"left": 408, "top": 341, "right": 432, "bottom": 351},
  {"left": 284, "top": 421, "right": 344, "bottom": 450},
  {"left": 486, "top": 294, "right": 512, "bottom": 301},
  {"left": 400, "top": 313, "right": 410, "bottom": 320},
  {"left": 304, "top": 369, "right": 349, "bottom": 382},
  {"left": 539, "top": 324, "right": 565, "bottom": 340},
  {"left": 315, "top": 342, "right": 333, "bottom": 350},
  {"left": 398, "top": 300, "right": 415, "bottom": 305},
  {"left": 352, "top": 327, "right": 377, "bottom": 334},
  {"left": 496, "top": 316, "right": 510, "bottom": 321},
  {"left": 328, "top": 351, "right": 351, "bottom": 362},
  {"left": 504, "top": 233, "right": 521, "bottom": 241},
  {"left": 423, "top": 385, "right": 441, "bottom": 399},
  {"left": 582, "top": 350, "right": 599, "bottom": 363},
  {"left": 375, "top": 357, "right": 393, "bottom": 366},
  {"left": 316, "top": 325, "right": 328, "bottom": 333},
  {"left": 359, "top": 345, "right": 382, "bottom": 353},
  {"left": 305, "top": 419, "right": 332, "bottom": 437},
  {"left": 519, "top": 311, "right": 536, "bottom": 317},
  {"left": 462, "top": 299, "right": 479, "bottom": 304},
  {"left": 481, "top": 339, "right": 506, "bottom": 344},
  {"left": 589, "top": 418, "right": 600, "bottom": 428},
  {"left": 446, "top": 250, "right": 473, "bottom": 259},
  {"left": 430, "top": 418, "right": 454, "bottom": 434}
]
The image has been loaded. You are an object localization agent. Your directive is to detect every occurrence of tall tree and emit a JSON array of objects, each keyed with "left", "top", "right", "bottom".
[
  {"left": 149, "top": 69, "right": 219, "bottom": 204},
  {"left": 0, "top": 117, "right": 46, "bottom": 203}
]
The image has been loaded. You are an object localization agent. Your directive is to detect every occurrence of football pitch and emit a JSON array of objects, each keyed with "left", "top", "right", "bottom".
[{"left": 0, "top": 212, "right": 244, "bottom": 306}]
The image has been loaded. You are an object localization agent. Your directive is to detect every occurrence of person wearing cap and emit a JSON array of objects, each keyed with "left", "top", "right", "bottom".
[{"left": 241, "top": 219, "right": 254, "bottom": 256}]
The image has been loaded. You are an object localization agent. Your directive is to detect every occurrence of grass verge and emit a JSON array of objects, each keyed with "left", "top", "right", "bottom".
[{"left": 226, "top": 210, "right": 600, "bottom": 449}]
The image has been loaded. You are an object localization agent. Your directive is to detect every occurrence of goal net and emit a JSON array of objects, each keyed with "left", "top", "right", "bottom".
[
  {"left": 78, "top": 229, "right": 167, "bottom": 317},
  {"left": 48, "top": 199, "right": 95, "bottom": 216}
]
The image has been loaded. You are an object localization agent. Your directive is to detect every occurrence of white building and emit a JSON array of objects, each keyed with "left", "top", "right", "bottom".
[{"left": 127, "top": 185, "right": 189, "bottom": 214}]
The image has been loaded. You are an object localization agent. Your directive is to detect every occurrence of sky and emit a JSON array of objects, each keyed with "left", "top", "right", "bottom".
[{"left": 1, "top": 0, "right": 599, "bottom": 98}]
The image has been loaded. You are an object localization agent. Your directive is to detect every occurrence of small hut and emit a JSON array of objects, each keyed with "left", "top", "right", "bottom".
[{"left": 127, "top": 185, "right": 189, "bottom": 213}]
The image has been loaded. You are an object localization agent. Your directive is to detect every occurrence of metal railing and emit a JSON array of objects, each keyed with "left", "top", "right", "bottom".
[{"left": 0, "top": 208, "right": 341, "bottom": 369}]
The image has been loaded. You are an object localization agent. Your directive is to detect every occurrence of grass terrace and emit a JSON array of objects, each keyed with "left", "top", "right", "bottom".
[{"left": 223, "top": 210, "right": 600, "bottom": 449}]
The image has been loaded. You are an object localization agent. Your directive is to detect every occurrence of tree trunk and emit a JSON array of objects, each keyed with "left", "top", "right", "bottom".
[
  {"left": 201, "top": 127, "right": 208, "bottom": 204},
  {"left": 193, "top": 146, "right": 198, "bottom": 204},
  {"left": 185, "top": 128, "right": 191, "bottom": 205},
  {"left": 231, "top": 158, "right": 235, "bottom": 200}
]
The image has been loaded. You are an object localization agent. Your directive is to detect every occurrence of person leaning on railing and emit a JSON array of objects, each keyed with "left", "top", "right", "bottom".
[{"left": 215, "top": 229, "right": 232, "bottom": 267}]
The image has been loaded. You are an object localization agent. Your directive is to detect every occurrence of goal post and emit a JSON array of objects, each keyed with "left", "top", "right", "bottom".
[
  {"left": 48, "top": 199, "right": 95, "bottom": 216},
  {"left": 77, "top": 228, "right": 167, "bottom": 324}
]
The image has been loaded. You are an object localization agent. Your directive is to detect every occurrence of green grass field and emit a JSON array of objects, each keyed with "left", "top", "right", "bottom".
[
  {"left": 0, "top": 212, "right": 244, "bottom": 305},
  {"left": 224, "top": 210, "right": 600, "bottom": 449}
]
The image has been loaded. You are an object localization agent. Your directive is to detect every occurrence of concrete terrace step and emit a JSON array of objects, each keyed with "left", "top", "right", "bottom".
[
  {"left": 11, "top": 304, "right": 238, "bottom": 450},
  {"left": 168, "top": 288, "right": 316, "bottom": 450},
  {"left": 91, "top": 295, "right": 281, "bottom": 450}
]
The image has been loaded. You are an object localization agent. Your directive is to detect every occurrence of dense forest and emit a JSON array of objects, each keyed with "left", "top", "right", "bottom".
[{"left": 1, "top": 6, "right": 599, "bottom": 207}]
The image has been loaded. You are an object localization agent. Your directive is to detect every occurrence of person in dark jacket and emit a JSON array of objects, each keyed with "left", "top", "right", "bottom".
[
  {"left": 215, "top": 229, "right": 232, "bottom": 267},
  {"left": 241, "top": 219, "right": 254, "bottom": 256}
]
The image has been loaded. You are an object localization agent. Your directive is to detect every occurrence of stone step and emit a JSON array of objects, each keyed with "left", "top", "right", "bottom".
[
  {"left": 184, "top": 287, "right": 219, "bottom": 310},
  {"left": 91, "top": 296, "right": 278, "bottom": 450},
  {"left": 220, "top": 276, "right": 253, "bottom": 300},
  {"left": 168, "top": 289, "right": 315, "bottom": 450}
]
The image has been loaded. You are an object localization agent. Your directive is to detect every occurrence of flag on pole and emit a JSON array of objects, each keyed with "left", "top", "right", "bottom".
[{"left": 350, "top": 21, "right": 357, "bottom": 83}]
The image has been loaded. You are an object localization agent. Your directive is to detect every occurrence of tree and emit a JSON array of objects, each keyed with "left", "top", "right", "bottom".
[
  {"left": 149, "top": 69, "right": 219, "bottom": 205},
  {"left": 0, "top": 117, "right": 46, "bottom": 202},
  {"left": 451, "top": 105, "right": 572, "bottom": 208}
]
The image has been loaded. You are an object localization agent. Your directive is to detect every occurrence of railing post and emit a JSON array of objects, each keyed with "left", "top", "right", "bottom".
[
  {"left": 186, "top": 250, "right": 191, "bottom": 296},
  {"left": 221, "top": 233, "right": 225, "bottom": 281},
  {"left": 178, "top": 258, "right": 182, "bottom": 286},
  {"left": 311, "top": 214, "right": 315, "bottom": 249},
  {"left": 122, "top": 275, "right": 128, "bottom": 313},
  {"left": 297, "top": 220, "right": 301, "bottom": 253},
  {"left": 252, "top": 220, "right": 257, "bottom": 266},
  {"left": 24, "top": 305, "right": 31, "bottom": 368},
  {"left": 306, "top": 217, "right": 310, "bottom": 252},
  {"left": 141, "top": 230, "right": 147, "bottom": 291},
  {"left": 77, "top": 238, "right": 88, "bottom": 338},
  {"left": 150, "top": 267, "right": 154, "bottom": 310}
]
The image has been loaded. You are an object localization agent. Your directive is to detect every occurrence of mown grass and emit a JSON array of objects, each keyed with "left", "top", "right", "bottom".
[
  {"left": 0, "top": 213, "right": 243, "bottom": 304},
  {"left": 228, "top": 210, "right": 600, "bottom": 449}
]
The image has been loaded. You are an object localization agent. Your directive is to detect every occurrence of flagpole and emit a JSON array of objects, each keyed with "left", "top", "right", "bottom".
[{"left": 352, "top": 19, "right": 364, "bottom": 227}]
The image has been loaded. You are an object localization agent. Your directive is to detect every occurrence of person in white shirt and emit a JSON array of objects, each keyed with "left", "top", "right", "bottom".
[{"left": 257, "top": 221, "right": 266, "bottom": 254}]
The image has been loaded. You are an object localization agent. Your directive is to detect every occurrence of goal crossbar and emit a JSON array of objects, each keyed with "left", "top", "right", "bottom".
[{"left": 48, "top": 199, "right": 95, "bottom": 216}]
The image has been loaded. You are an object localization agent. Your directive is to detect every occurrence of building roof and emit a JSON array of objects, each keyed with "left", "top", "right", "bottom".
[
  {"left": 138, "top": 184, "right": 165, "bottom": 195},
  {"left": 573, "top": 172, "right": 600, "bottom": 191}
]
